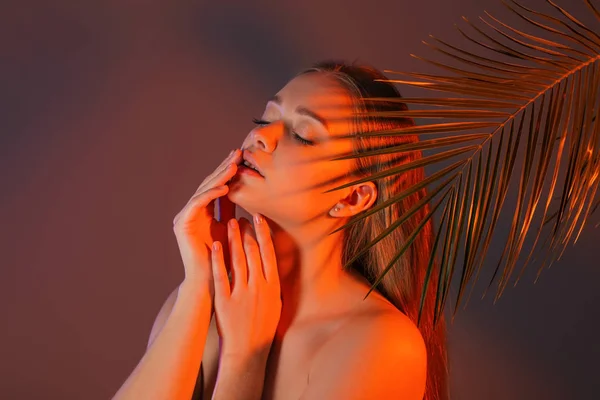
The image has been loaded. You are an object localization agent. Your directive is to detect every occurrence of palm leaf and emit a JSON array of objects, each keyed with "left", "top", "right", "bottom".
[{"left": 329, "top": 0, "right": 600, "bottom": 323}]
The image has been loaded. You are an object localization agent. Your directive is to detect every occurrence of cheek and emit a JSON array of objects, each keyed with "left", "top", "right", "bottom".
[
  {"left": 263, "top": 163, "right": 346, "bottom": 220},
  {"left": 293, "top": 165, "right": 347, "bottom": 203}
]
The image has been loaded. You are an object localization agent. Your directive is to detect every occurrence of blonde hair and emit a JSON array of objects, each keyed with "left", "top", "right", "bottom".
[{"left": 300, "top": 61, "right": 449, "bottom": 400}]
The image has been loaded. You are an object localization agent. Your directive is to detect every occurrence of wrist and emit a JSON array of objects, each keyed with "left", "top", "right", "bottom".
[
  {"left": 217, "top": 351, "right": 270, "bottom": 393},
  {"left": 179, "top": 276, "right": 213, "bottom": 300},
  {"left": 213, "top": 351, "right": 269, "bottom": 400},
  {"left": 220, "top": 347, "right": 271, "bottom": 370}
]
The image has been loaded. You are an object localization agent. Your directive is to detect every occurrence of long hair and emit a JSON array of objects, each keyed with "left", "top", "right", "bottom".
[{"left": 300, "top": 61, "right": 449, "bottom": 400}]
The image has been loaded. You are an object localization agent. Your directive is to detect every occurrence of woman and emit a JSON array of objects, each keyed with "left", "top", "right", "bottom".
[{"left": 113, "top": 61, "right": 449, "bottom": 400}]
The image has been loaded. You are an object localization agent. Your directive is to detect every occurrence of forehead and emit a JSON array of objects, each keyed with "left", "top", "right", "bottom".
[{"left": 274, "top": 73, "right": 355, "bottom": 126}]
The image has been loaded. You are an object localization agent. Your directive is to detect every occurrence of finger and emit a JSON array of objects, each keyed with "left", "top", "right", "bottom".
[
  {"left": 173, "top": 185, "right": 229, "bottom": 228},
  {"left": 211, "top": 241, "right": 231, "bottom": 300},
  {"left": 177, "top": 184, "right": 228, "bottom": 226},
  {"left": 238, "top": 218, "right": 263, "bottom": 285},
  {"left": 194, "top": 149, "right": 240, "bottom": 192},
  {"left": 228, "top": 218, "right": 248, "bottom": 289},
  {"left": 195, "top": 150, "right": 242, "bottom": 195},
  {"left": 195, "top": 160, "right": 237, "bottom": 198},
  {"left": 214, "top": 150, "right": 242, "bottom": 183},
  {"left": 178, "top": 160, "right": 238, "bottom": 226},
  {"left": 253, "top": 213, "right": 279, "bottom": 284},
  {"left": 202, "top": 153, "right": 241, "bottom": 195}
]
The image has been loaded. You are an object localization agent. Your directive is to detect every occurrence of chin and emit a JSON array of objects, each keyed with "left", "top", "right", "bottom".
[{"left": 226, "top": 188, "right": 263, "bottom": 218}]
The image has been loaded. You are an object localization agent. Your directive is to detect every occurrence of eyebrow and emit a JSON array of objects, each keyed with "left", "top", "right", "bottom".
[{"left": 268, "top": 95, "right": 329, "bottom": 131}]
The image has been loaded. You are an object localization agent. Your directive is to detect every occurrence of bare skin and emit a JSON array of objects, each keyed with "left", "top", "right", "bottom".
[
  {"left": 148, "top": 72, "right": 426, "bottom": 399},
  {"left": 150, "top": 272, "right": 418, "bottom": 399},
  {"left": 226, "top": 72, "right": 425, "bottom": 397}
]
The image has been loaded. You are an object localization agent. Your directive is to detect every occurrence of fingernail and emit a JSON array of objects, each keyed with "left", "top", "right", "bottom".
[
  {"left": 229, "top": 218, "right": 236, "bottom": 228},
  {"left": 254, "top": 214, "right": 262, "bottom": 224},
  {"left": 213, "top": 241, "right": 220, "bottom": 251}
]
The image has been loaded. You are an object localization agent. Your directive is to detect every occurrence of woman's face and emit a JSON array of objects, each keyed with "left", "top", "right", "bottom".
[{"left": 228, "top": 72, "right": 374, "bottom": 226}]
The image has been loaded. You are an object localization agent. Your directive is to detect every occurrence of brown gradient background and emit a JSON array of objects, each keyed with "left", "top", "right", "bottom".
[{"left": 1, "top": 0, "right": 599, "bottom": 399}]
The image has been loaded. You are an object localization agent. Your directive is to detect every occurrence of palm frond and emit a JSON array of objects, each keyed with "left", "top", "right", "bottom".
[{"left": 331, "top": 0, "right": 600, "bottom": 322}]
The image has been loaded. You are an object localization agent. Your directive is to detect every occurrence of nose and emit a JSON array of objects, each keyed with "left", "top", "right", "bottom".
[{"left": 247, "top": 122, "right": 282, "bottom": 153}]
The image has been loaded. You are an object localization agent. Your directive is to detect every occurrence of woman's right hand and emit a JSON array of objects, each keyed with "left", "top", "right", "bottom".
[{"left": 172, "top": 148, "right": 242, "bottom": 288}]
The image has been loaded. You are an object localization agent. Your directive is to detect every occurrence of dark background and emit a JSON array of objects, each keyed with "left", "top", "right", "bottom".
[{"left": 1, "top": 0, "right": 599, "bottom": 399}]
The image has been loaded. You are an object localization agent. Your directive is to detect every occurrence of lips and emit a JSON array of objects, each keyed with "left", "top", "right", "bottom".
[{"left": 241, "top": 150, "right": 264, "bottom": 177}]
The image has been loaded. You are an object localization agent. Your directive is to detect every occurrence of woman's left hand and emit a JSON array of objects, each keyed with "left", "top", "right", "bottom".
[{"left": 211, "top": 214, "right": 282, "bottom": 363}]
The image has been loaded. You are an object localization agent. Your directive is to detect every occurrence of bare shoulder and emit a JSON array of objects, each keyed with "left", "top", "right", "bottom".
[
  {"left": 341, "top": 287, "right": 426, "bottom": 362},
  {"left": 338, "top": 304, "right": 426, "bottom": 367},
  {"left": 302, "top": 303, "right": 427, "bottom": 400},
  {"left": 355, "top": 304, "right": 425, "bottom": 352}
]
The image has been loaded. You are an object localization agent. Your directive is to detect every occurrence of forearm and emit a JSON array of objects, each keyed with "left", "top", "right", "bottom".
[
  {"left": 113, "top": 278, "right": 213, "bottom": 400},
  {"left": 211, "top": 353, "right": 269, "bottom": 400}
]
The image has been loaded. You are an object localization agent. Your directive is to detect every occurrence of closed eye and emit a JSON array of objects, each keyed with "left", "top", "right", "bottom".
[{"left": 252, "top": 118, "right": 315, "bottom": 146}]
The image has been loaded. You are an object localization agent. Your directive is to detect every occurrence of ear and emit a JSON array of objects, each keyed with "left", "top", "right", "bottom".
[{"left": 329, "top": 182, "right": 377, "bottom": 217}]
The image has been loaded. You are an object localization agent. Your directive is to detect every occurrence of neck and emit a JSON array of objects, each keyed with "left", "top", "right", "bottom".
[{"left": 266, "top": 216, "right": 366, "bottom": 337}]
